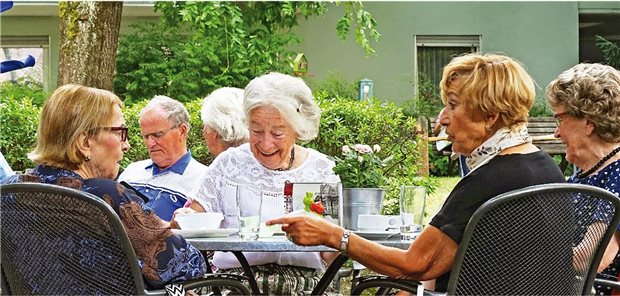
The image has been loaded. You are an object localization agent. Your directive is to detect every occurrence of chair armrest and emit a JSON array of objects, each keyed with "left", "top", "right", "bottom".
[
  {"left": 145, "top": 274, "right": 251, "bottom": 296},
  {"left": 351, "top": 275, "right": 422, "bottom": 295},
  {"left": 594, "top": 277, "right": 620, "bottom": 290}
]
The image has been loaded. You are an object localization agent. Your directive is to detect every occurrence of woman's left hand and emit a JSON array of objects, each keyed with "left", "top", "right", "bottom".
[{"left": 266, "top": 215, "right": 343, "bottom": 249}]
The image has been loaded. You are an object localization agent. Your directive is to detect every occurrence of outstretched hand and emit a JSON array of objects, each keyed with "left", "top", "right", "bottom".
[{"left": 267, "top": 215, "right": 343, "bottom": 249}]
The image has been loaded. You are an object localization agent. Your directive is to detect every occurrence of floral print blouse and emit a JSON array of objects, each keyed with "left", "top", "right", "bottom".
[
  {"left": 2, "top": 165, "right": 206, "bottom": 289},
  {"left": 570, "top": 159, "right": 620, "bottom": 296}
]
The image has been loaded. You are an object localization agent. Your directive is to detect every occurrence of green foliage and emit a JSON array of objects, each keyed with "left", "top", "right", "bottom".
[
  {"left": 309, "top": 95, "right": 424, "bottom": 180},
  {"left": 115, "top": 2, "right": 380, "bottom": 103},
  {"left": 529, "top": 98, "right": 553, "bottom": 117},
  {"left": 382, "top": 176, "right": 439, "bottom": 216},
  {"left": 0, "top": 97, "right": 41, "bottom": 171},
  {"left": 0, "top": 79, "right": 48, "bottom": 107},
  {"left": 596, "top": 35, "right": 620, "bottom": 69},
  {"left": 333, "top": 144, "right": 392, "bottom": 188},
  {"left": 3, "top": 93, "right": 432, "bottom": 215},
  {"left": 402, "top": 73, "right": 442, "bottom": 119},
  {"left": 308, "top": 72, "right": 359, "bottom": 101}
]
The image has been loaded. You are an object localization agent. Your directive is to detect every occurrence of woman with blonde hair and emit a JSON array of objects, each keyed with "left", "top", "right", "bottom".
[
  {"left": 2, "top": 84, "right": 206, "bottom": 290},
  {"left": 269, "top": 53, "right": 567, "bottom": 293}
]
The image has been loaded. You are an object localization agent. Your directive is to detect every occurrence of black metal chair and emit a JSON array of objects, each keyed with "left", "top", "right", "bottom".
[
  {"left": 351, "top": 183, "right": 620, "bottom": 295},
  {"left": 0, "top": 183, "right": 251, "bottom": 295}
]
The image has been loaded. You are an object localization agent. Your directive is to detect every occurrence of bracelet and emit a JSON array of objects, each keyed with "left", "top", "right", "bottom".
[{"left": 339, "top": 230, "right": 351, "bottom": 256}]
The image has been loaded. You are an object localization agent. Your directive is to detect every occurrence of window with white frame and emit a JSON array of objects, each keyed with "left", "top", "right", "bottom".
[
  {"left": 414, "top": 35, "right": 480, "bottom": 105},
  {"left": 0, "top": 36, "right": 50, "bottom": 89}
]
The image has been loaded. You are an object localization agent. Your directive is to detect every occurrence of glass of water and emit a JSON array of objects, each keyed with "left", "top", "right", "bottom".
[
  {"left": 399, "top": 185, "right": 426, "bottom": 241},
  {"left": 236, "top": 184, "right": 263, "bottom": 240}
]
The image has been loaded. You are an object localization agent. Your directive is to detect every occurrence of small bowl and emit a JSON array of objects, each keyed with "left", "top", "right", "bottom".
[{"left": 176, "top": 212, "right": 224, "bottom": 230}]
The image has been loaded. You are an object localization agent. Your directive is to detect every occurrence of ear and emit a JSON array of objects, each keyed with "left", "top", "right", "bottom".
[
  {"left": 584, "top": 119, "right": 595, "bottom": 136},
  {"left": 485, "top": 113, "right": 501, "bottom": 130},
  {"left": 75, "top": 131, "right": 93, "bottom": 158},
  {"left": 179, "top": 123, "right": 189, "bottom": 139}
]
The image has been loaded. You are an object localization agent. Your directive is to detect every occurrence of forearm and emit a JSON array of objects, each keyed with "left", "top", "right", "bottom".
[{"left": 331, "top": 226, "right": 456, "bottom": 281}]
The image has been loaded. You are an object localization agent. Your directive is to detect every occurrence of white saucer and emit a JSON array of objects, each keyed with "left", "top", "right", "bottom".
[
  {"left": 172, "top": 228, "right": 236, "bottom": 238},
  {"left": 353, "top": 229, "right": 401, "bottom": 240}
]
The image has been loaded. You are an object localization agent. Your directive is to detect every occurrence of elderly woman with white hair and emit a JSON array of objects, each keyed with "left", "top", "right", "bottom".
[
  {"left": 174, "top": 72, "right": 340, "bottom": 295},
  {"left": 201, "top": 87, "right": 249, "bottom": 157}
]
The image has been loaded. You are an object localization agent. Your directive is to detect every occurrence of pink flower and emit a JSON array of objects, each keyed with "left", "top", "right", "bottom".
[{"left": 353, "top": 144, "right": 372, "bottom": 154}]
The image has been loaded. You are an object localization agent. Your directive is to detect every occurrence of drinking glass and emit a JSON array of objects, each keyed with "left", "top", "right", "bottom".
[
  {"left": 236, "top": 184, "right": 263, "bottom": 240},
  {"left": 399, "top": 185, "right": 426, "bottom": 241}
]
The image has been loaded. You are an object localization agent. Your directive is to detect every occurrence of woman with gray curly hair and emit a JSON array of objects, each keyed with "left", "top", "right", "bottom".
[
  {"left": 201, "top": 87, "right": 249, "bottom": 157},
  {"left": 546, "top": 63, "right": 620, "bottom": 295},
  {"left": 174, "top": 72, "right": 340, "bottom": 295}
]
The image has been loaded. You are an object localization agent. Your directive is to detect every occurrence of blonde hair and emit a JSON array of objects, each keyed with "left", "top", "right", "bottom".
[
  {"left": 244, "top": 72, "right": 321, "bottom": 141},
  {"left": 29, "top": 84, "right": 123, "bottom": 170},
  {"left": 201, "top": 87, "right": 249, "bottom": 148},
  {"left": 546, "top": 63, "right": 620, "bottom": 142},
  {"left": 440, "top": 53, "right": 535, "bottom": 126}
]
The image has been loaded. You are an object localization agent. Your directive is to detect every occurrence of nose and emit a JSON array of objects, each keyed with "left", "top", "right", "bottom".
[
  {"left": 122, "top": 140, "right": 130, "bottom": 153},
  {"left": 144, "top": 136, "right": 157, "bottom": 148}
]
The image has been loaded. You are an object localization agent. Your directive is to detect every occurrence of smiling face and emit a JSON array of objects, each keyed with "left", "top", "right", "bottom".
[
  {"left": 248, "top": 105, "right": 297, "bottom": 170},
  {"left": 440, "top": 85, "right": 492, "bottom": 156},
  {"left": 87, "top": 105, "right": 130, "bottom": 179},
  {"left": 139, "top": 107, "right": 187, "bottom": 169}
]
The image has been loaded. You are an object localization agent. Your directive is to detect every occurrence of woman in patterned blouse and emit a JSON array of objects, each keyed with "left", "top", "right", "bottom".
[
  {"left": 547, "top": 63, "right": 620, "bottom": 295},
  {"left": 2, "top": 84, "right": 206, "bottom": 289}
]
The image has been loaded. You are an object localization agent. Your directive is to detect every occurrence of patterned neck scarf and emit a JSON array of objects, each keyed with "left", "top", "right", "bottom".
[{"left": 465, "top": 122, "right": 531, "bottom": 174}]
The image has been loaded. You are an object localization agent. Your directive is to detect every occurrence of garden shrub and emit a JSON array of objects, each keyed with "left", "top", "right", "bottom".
[
  {"left": 0, "top": 97, "right": 40, "bottom": 172},
  {"left": 0, "top": 79, "right": 49, "bottom": 107},
  {"left": 308, "top": 95, "right": 433, "bottom": 211},
  {"left": 2, "top": 92, "right": 433, "bottom": 213}
]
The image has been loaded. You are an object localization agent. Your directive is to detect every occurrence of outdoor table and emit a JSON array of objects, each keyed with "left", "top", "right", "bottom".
[{"left": 187, "top": 234, "right": 412, "bottom": 295}]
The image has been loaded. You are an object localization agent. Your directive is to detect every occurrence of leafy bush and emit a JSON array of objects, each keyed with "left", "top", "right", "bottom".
[
  {"left": 0, "top": 97, "right": 41, "bottom": 171},
  {"left": 2, "top": 92, "right": 434, "bottom": 214},
  {"left": 115, "top": 2, "right": 380, "bottom": 104},
  {"left": 0, "top": 79, "right": 48, "bottom": 107},
  {"left": 308, "top": 71, "right": 359, "bottom": 101}
]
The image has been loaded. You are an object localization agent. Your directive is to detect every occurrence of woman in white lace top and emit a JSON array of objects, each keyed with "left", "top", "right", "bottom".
[{"left": 176, "top": 72, "right": 340, "bottom": 295}]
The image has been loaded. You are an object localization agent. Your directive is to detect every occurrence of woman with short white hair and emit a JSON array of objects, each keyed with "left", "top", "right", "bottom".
[
  {"left": 175, "top": 72, "right": 340, "bottom": 295},
  {"left": 201, "top": 87, "right": 249, "bottom": 157}
]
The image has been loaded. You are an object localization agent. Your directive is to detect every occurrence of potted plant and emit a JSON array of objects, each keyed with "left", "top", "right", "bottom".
[{"left": 333, "top": 144, "right": 392, "bottom": 230}]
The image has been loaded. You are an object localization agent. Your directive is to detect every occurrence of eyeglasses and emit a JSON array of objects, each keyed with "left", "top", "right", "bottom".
[
  {"left": 141, "top": 124, "right": 179, "bottom": 141},
  {"left": 101, "top": 126, "right": 129, "bottom": 142},
  {"left": 553, "top": 111, "right": 570, "bottom": 126}
]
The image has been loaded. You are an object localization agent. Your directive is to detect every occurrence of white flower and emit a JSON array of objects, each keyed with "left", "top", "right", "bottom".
[
  {"left": 342, "top": 145, "right": 351, "bottom": 155},
  {"left": 373, "top": 144, "right": 381, "bottom": 153},
  {"left": 357, "top": 156, "right": 364, "bottom": 163},
  {"left": 353, "top": 144, "right": 373, "bottom": 154}
]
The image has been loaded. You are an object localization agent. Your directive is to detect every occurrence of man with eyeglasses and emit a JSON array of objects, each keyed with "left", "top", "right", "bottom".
[{"left": 118, "top": 95, "right": 207, "bottom": 221}]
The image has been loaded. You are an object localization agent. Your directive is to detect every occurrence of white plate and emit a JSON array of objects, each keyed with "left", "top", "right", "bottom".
[
  {"left": 172, "top": 228, "right": 237, "bottom": 238},
  {"left": 353, "top": 229, "right": 402, "bottom": 240}
]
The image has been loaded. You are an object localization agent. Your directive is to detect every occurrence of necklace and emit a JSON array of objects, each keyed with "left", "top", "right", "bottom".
[
  {"left": 576, "top": 146, "right": 620, "bottom": 178},
  {"left": 276, "top": 147, "right": 295, "bottom": 171}
]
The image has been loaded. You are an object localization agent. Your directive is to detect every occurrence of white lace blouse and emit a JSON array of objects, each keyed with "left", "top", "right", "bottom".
[{"left": 194, "top": 143, "right": 340, "bottom": 271}]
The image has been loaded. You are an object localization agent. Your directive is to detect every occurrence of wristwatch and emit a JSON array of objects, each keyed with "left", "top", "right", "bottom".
[{"left": 340, "top": 229, "right": 351, "bottom": 256}]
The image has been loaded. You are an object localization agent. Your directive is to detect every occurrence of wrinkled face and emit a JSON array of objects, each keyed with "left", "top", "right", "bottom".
[
  {"left": 139, "top": 107, "right": 186, "bottom": 169},
  {"left": 88, "top": 105, "right": 130, "bottom": 179},
  {"left": 440, "top": 88, "right": 490, "bottom": 156},
  {"left": 248, "top": 105, "right": 297, "bottom": 170},
  {"left": 551, "top": 105, "right": 589, "bottom": 166}
]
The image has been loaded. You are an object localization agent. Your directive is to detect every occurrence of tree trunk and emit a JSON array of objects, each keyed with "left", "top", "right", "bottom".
[{"left": 57, "top": 1, "right": 122, "bottom": 91}]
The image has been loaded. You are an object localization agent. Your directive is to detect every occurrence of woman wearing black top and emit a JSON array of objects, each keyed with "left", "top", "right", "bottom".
[{"left": 268, "top": 53, "right": 566, "bottom": 292}]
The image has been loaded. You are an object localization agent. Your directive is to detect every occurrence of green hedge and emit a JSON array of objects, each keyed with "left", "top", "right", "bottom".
[{"left": 1, "top": 94, "right": 433, "bottom": 214}]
